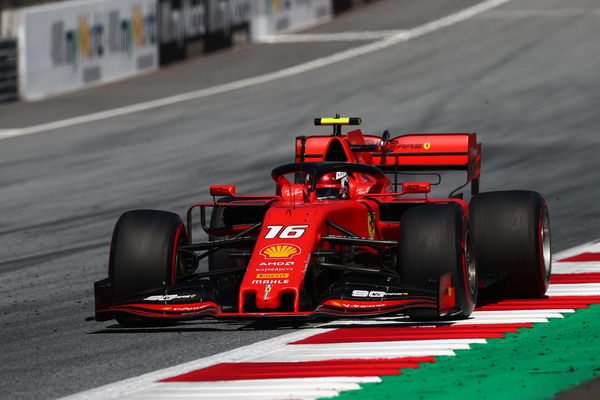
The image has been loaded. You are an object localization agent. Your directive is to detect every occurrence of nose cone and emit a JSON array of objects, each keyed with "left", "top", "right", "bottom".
[{"left": 252, "top": 278, "right": 290, "bottom": 309}]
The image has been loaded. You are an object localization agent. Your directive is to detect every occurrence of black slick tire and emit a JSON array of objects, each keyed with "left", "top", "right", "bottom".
[
  {"left": 109, "top": 210, "right": 187, "bottom": 324},
  {"left": 399, "top": 204, "right": 477, "bottom": 320},
  {"left": 470, "top": 190, "right": 551, "bottom": 298}
]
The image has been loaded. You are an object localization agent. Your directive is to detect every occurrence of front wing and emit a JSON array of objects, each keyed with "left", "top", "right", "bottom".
[{"left": 94, "top": 273, "right": 456, "bottom": 321}]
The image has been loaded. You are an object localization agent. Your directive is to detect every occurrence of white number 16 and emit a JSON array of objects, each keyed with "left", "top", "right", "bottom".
[{"left": 264, "top": 225, "right": 309, "bottom": 239}]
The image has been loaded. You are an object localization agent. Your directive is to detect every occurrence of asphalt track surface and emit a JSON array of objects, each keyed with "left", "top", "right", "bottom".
[{"left": 0, "top": 0, "right": 599, "bottom": 398}]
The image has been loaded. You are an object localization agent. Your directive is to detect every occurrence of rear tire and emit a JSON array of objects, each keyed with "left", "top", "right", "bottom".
[
  {"left": 399, "top": 204, "right": 477, "bottom": 320},
  {"left": 109, "top": 210, "right": 187, "bottom": 307},
  {"left": 470, "top": 190, "right": 551, "bottom": 298}
]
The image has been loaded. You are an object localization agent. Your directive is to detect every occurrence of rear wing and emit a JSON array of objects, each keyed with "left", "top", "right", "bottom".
[
  {"left": 296, "top": 118, "right": 481, "bottom": 195},
  {"left": 372, "top": 133, "right": 480, "bottom": 196},
  {"left": 371, "top": 133, "right": 480, "bottom": 177}
]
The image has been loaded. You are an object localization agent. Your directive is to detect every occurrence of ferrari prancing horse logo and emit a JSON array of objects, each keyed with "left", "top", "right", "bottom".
[
  {"left": 368, "top": 214, "right": 376, "bottom": 239},
  {"left": 264, "top": 284, "right": 272, "bottom": 301},
  {"left": 424, "top": 142, "right": 431, "bottom": 150}
]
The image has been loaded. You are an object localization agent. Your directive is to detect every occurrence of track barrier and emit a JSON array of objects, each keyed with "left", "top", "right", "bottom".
[
  {"left": 0, "top": 0, "right": 375, "bottom": 101},
  {"left": 0, "top": 37, "right": 17, "bottom": 102}
]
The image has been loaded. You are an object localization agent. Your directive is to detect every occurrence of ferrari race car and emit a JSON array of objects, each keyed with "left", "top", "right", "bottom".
[{"left": 94, "top": 117, "right": 552, "bottom": 324}]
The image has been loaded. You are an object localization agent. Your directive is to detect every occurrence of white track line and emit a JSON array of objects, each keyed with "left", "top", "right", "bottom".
[
  {"left": 1, "top": 0, "right": 512, "bottom": 142},
  {"left": 553, "top": 262, "right": 600, "bottom": 274},
  {"left": 284, "top": 338, "right": 486, "bottom": 350},
  {"left": 552, "top": 240, "right": 600, "bottom": 261},
  {"left": 255, "top": 349, "right": 458, "bottom": 362},
  {"left": 547, "top": 284, "right": 600, "bottom": 296},
  {"left": 148, "top": 379, "right": 375, "bottom": 390},
  {"left": 328, "top": 318, "right": 551, "bottom": 326},
  {"left": 122, "top": 390, "right": 340, "bottom": 399},
  {"left": 478, "top": 8, "right": 600, "bottom": 19},
  {"left": 276, "top": 343, "right": 473, "bottom": 352},
  {"left": 552, "top": 239, "right": 600, "bottom": 273},
  {"left": 123, "top": 378, "right": 381, "bottom": 400},
  {"left": 149, "top": 392, "right": 338, "bottom": 398},
  {"left": 318, "top": 309, "right": 571, "bottom": 327},
  {"left": 259, "top": 30, "right": 403, "bottom": 43}
]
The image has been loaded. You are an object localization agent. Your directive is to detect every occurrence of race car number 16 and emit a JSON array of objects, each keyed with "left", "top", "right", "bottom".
[{"left": 264, "top": 225, "right": 309, "bottom": 239}]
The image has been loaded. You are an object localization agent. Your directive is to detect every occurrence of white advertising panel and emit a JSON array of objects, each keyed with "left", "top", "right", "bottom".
[
  {"left": 251, "top": 0, "right": 332, "bottom": 40},
  {"left": 19, "top": 0, "right": 158, "bottom": 100}
]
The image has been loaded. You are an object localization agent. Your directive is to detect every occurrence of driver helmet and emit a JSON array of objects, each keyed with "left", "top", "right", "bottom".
[{"left": 316, "top": 172, "right": 349, "bottom": 200}]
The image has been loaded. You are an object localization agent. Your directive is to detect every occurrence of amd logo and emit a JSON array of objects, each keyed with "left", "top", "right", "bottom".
[{"left": 259, "top": 261, "right": 294, "bottom": 266}]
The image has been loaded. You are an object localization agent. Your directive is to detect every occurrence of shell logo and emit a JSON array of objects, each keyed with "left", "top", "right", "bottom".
[{"left": 260, "top": 244, "right": 301, "bottom": 259}]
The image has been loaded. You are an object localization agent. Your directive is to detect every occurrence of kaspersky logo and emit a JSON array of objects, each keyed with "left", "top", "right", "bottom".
[{"left": 259, "top": 244, "right": 301, "bottom": 259}]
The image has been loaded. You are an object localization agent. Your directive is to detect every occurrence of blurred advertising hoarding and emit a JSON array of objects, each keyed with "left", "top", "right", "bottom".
[
  {"left": 158, "top": 0, "right": 332, "bottom": 60},
  {"left": 251, "top": 0, "right": 332, "bottom": 39},
  {"left": 157, "top": 0, "right": 332, "bottom": 63},
  {"left": 158, "top": 0, "right": 253, "bottom": 65},
  {"left": 19, "top": 0, "right": 158, "bottom": 100},
  {"left": 16, "top": 0, "right": 333, "bottom": 99}
]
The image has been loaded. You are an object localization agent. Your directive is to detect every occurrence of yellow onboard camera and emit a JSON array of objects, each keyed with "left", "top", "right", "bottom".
[{"left": 314, "top": 116, "right": 362, "bottom": 136}]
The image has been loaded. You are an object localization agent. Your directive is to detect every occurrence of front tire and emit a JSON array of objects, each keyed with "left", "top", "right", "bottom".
[
  {"left": 109, "top": 210, "right": 187, "bottom": 305},
  {"left": 399, "top": 204, "right": 477, "bottom": 320}
]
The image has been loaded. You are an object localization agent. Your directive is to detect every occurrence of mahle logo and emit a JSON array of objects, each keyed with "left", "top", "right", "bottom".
[{"left": 260, "top": 244, "right": 300, "bottom": 259}]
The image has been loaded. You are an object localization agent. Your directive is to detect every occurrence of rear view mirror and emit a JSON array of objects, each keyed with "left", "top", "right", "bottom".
[
  {"left": 401, "top": 182, "right": 431, "bottom": 194},
  {"left": 210, "top": 185, "right": 236, "bottom": 197}
]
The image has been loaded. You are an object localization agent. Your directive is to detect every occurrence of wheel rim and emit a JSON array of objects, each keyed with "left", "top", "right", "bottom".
[
  {"left": 465, "top": 232, "right": 477, "bottom": 295},
  {"left": 540, "top": 205, "right": 551, "bottom": 278}
]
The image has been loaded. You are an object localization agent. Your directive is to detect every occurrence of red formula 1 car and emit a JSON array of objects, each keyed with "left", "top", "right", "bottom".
[{"left": 94, "top": 117, "right": 552, "bottom": 324}]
